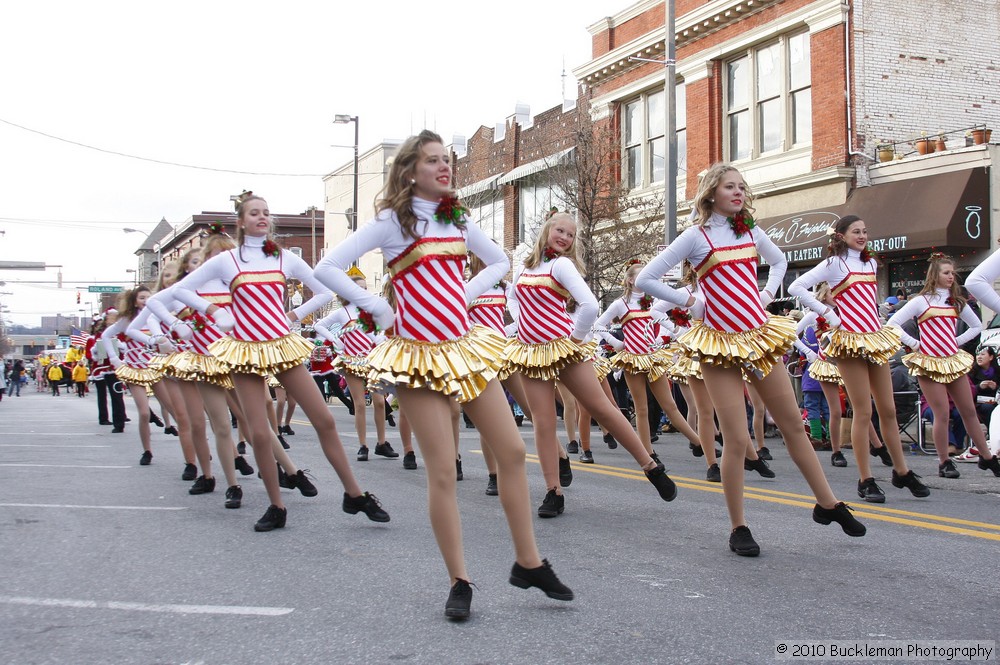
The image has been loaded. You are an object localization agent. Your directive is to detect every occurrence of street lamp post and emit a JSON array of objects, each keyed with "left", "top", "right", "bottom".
[
  {"left": 333, "top": 114, "right": 360, "bottom": 236},
  {"left": 124, "top": 227, "right": 153, "bottom": 282}
]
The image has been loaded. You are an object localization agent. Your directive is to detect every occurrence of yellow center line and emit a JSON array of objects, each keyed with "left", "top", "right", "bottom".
[{"left": 497, "top": 451, "right": 1000, "bottom": 541}]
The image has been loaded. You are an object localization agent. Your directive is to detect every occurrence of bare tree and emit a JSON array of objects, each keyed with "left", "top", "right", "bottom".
[{"left": 539, "top": 111, "right": 665, "bottom": 304}]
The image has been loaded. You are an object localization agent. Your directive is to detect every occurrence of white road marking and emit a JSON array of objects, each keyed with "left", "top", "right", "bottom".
[
  {"left": 0, "top": 503, "right": 187, "bottom": 510},
  {"left": 0, "top": 595, "right": 294, "bottom": 616},
  {"left": 0, "top": 444, "right": 110, "bottom": 448},
  {"left": 0, "top": 464, "right": 130, "bottom": 469}
]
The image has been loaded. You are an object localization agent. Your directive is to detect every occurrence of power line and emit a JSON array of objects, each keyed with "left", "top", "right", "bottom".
[{"left": 0, "top": 117, "right": 383, "bottom": 179}]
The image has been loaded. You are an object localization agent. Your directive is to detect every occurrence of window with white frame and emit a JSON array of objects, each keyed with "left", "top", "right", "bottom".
[
  {"left": 468, "top": 197, "right": 505, "bottom": 245},
  {"left": 726, "top": 31, "right": 811, "bottom": 161},
  {"left": 288, "top": 246, "right": 303, "bottom": 259},
  {"left": 518, "top": 178, "right": 561, "bottom": 244},
  {"left": 622, "top": 83, "right": 686, "bottom": 190}
]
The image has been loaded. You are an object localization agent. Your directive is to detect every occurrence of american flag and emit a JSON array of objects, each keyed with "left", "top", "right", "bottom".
[{"left": 70, "top": 326, "right": 89, "bottom": 348}]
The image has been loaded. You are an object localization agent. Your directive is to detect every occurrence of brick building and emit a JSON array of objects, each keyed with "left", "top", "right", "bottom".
[
  {"left": 572, "top": 0, "right": 1000, "bottom": 302},
  {"left": 453, "top": 102, "right": 580, "bottom": 274}
]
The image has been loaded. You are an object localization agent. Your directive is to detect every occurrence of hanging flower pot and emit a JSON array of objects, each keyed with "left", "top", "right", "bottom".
[
  {"left": 915, "top": 138, "right": 933, "bottom": 155},
  {"left": 935, "top": 137, "right": 947, "bottom": 152},
  {"left": 877, "top": 145, "right": 895, "bottom": 162},
  {"left": 972, "top": 128, "right": 986, "bottom": 144}
]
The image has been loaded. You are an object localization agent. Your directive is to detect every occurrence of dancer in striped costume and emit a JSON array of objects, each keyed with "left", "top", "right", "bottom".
[
  {"left": 509, "top": 212, "right": 678, "bottom": 519},
  {"left": 314, "top": 274, "right": 399, "bottom": 463},
  {"left": 130, "top": 253, "right": 215, "bottom": 488},
  {"left": 889, "top": 253, "right": 999, "bottom": 478},
  {"left": 638, "top": 164, "right": 865, "bottom": 556},
  {"left": 146, "top": 234, "right": 302, "bottom": 509},
  {"left": 315, "top": 130, "right": 571, "bottom": 620},
  {"left": 595, "top": 261, "right": 703, "bottom": 459},
  {"left": 172, "top": 192, "right": 388, "bottom": 532},
  {"left": 100, "top": 286, "right": 176, "bottom": 467},
  {"left": 790, "top": 215, "right": 930, "bottom": 503},
  {"left": 652, "top": 270, "right": 723, "bottom": 482},
  {"left": 467, "top": 251, "right": 536, "bottom": 493}
]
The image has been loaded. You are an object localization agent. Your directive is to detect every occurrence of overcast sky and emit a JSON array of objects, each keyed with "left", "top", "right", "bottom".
[{"left": 0, "top": 0, "right": 637, "bottom": 328}]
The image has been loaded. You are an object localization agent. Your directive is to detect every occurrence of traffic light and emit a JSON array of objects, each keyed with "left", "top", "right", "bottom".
[{"left": 76, "top": 291, "right": 81, "bottom": 304}]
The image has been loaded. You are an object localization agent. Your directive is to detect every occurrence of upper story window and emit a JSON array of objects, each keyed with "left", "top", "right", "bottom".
[
  {"left": 623, "top": 83, "right": 686, "bottom": 190},
  {"left": 726, "top": 31, "right": 811, "bottom": 161}
]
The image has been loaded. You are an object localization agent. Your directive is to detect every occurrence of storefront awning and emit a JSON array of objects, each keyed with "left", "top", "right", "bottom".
[
  {"left": 456, "top": 173, "right": 503, "bottom": 199},
  {"left": 496, "top": 147, "right": 575, "bottom": 185},
  {"left": 758, "top": 168, "right": 990, "bottom": 265}
]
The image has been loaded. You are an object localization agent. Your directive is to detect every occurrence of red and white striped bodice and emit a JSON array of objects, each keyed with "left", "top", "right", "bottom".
[
  {"left": 830, "top": 261, "right": 881, "bottom": 333},
  {"left": 120, "top": 332, "right": 153, "bottom": 369},
  {"left": 915, "top": 299, "right": 960, "bottom": 357},
  {"left": 469, "top": 284, "right": 506, "bottom": 334},
  {"left": 388, "top": 237, "right": 471, "bottom": 343},
  {"left": 340, "top": 305, "right": 377, "bottom": 357},
  {"left": 229, "top": 253, "right": 289, "bottom": 342},
  {"left": 183, "top": 292, "right": 230, "bottom": 355},
  {"left": 694, "top": 229, "right": 768, "bottom": 333},
  {"left": 620, "top": 306, "right": 656, "bottom": 354},
  {"left": 515, "top": 265, "right": 573, "bottom": 344}
]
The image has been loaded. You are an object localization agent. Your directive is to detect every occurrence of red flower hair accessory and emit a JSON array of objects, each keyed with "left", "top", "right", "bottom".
[
  {"left": 815, "top": 315, "right": 830, "bottom": 334},
  {"left": 262, "top": 239, "right": 280, "bottom": 258},
  {"left": 542, "top": 246, "right": 561, "bottom": 262},
  {"left": 208, "top": 222, "right": 226, "bottom": 235},
  {"left": 727, "top": 211, "right": 756, "bottom": 237},
  {"left": 434, "top": 195, "right": 468, "bottom": 224},
  {"left": 357, "top": 309, "right": 378, "bottom": 333},
  {"left": 638, "top": 294, "right": 654, "bottom": 310},
  {"left": 667, "top": 307, "right": 692, "bottom": 327},
  {"left": 859, "top": 245, "right": 877, "bottom": 263}
]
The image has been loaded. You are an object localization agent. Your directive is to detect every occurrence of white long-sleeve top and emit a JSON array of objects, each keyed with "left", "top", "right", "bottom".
[
  {"left": 594, "top": 292, "right": 674, "bottom": 353},
  {"left": 887, "top": 288, "right": 981, "bottom": 352},
  {"left": 787, "top": 250, "right": 877, "bottom": 330},
  {"left": 512, "top": 257, "right": 599, "bottom": 342},
  {"left": 100, "top": 315, "right": 153, "bottom": 368},
  {"left": 171, "top": 236, "right": 333, "bottom": 331},
  {"left": 793, "top": 310, "right": 820, "bottom": 357},
  {"left": 635, "top": 213, "right": 785, "bottom": 308},
  {"left": 313, "top": 306, "right": 383, "bottom": 356},
  {"left": 314, "top": 196, "right": 507, "bottom": 342},
  {"left": 966, "top": 248, "right": 1000, "bottom": 315}
]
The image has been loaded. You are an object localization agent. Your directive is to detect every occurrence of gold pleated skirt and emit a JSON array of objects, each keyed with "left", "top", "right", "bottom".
[
  {"left": 610, "top": 349, "right": 671, "bottom": 383},
  {"left": 505, "top": 337, "right": 598, "bottom": 381},
  {"left": 806, "top": 358, "right": 842, "bottom": 385},
  {"left": 825, "top": 327, "right": 900, "bottom": 365},
  {"left": 665, "top": 344, "right": 701, "bottom": 384},
  {"left": 332, "top": 354, "right": 369, "bottom": 380},
  {"left": 208, "top": 334, "right": 313, "bottom": 377},
  {"left": 592, "top": 355, "right": 614, "bottom": 382},
  {"left": 160, "top": 350, "right": 234, "bottom": 389},
  {"left": 679, "top": 315, "right": 796, "bottom": 379},
  {"left": 115, "top": 364, "right": 162, "bottom": 388},
  {"left": 903, "top": 349, "right": 974, "bottom": 384},
  {"left": 365, "top": 325, "right": 507, "bottom": 403}
]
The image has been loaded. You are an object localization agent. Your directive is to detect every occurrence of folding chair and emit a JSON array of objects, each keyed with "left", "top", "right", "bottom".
[{"left": 894, "top": 389, "right": 930, "bottom": 453}]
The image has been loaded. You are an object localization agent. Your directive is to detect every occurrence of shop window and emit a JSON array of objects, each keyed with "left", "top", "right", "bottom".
[
  {"left": 726, "top": 31, "right": 811, "bottom": 161},
  {"left": 622, "top": 83, "right": 686, "bottom": 190}
]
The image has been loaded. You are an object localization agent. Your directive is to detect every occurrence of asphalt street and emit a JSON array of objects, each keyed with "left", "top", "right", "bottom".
[{"left": 1, "top": 387, "right": 998, "bottom": 665}]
